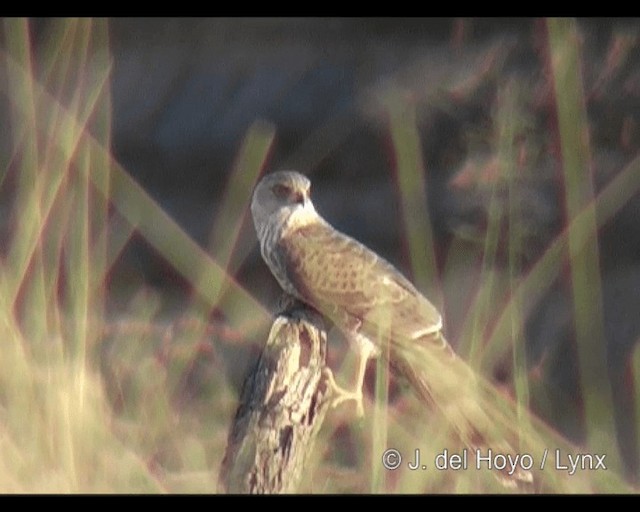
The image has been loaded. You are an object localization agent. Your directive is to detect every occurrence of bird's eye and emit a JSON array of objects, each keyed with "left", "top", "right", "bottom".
[
  {"left": 272, "top": 183, "right": 305, "bottom": 205},
  {"left": 272, "top": 183, "right": 292, "bottom": 200}
]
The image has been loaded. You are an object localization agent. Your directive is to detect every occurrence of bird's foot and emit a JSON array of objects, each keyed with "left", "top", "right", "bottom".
[{"left": 323, "top": 367, "right": 365, "bottom": 418}]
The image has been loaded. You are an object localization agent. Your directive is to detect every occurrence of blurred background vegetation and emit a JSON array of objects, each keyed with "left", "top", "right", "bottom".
[{"left": 0, "top": 17, "right": 639, "bottom": 493}]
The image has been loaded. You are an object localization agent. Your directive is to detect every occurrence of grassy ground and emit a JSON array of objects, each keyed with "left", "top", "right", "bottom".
[{"left": 0, "top": 18, "right": 639, "bottom": 493}]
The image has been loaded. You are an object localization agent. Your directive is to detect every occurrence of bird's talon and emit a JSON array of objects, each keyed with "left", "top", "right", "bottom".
[{"left": 323, "top": 367, "right": 366, "bottom": 418}]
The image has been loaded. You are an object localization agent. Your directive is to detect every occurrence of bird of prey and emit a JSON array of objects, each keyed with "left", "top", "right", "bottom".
[{"left": 250, "top": 170, "right": 532, "bottom": 487}]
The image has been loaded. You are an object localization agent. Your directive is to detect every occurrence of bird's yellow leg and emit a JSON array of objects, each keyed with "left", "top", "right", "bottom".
[{"left": 324, "top": 334, "right": 379, "bottom": 417}]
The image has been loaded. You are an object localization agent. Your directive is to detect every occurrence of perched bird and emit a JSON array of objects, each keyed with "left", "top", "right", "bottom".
[{"left": 251, "top": 170, "right": 532, "bottom": 487}]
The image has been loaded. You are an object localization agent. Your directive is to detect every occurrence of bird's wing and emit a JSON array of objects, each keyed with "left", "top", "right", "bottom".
[
  {"left": 276, "top": 222, "right": 442, "bottom": 344},
  {"left": 278, "top": 222, "right": 533, "bottom": 488}
]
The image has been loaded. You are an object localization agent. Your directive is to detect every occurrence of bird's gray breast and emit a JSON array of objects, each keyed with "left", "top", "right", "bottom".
[{"left": 258, "top": 216, "right": 303, "bottom": 298}]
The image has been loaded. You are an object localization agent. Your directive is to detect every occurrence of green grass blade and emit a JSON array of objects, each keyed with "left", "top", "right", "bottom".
[{"left": 547, "top": 17, "right": 619, "bottom": 469}]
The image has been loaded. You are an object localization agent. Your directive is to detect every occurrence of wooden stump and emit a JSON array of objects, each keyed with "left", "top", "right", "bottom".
[{"left": 218, "top": 296, "right": 332, "bottom": 493}]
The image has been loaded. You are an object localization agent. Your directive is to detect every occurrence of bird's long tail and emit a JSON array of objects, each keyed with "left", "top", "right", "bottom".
[{"left": 389, "top": 332, "right": 534, "bottom": 488}]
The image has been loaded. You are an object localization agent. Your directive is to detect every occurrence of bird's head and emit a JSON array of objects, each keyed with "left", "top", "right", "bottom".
[{"left": 251, "top": 171, "right": 317, "bottom": 238}]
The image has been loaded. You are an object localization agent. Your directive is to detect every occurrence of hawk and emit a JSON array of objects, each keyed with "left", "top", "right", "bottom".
[{"left": 251, "top": 170, "right": 532, "bottom": 487}]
